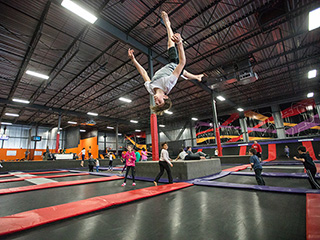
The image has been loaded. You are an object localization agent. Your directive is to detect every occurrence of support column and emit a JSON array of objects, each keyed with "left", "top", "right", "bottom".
[
  {"left": 239, "top": 113, "right": 249, "bottom": 142},
  {"left": 104, "top": 132, "right": 107, "bottom": 153},
  {"left": 315, "top": 95, "right": 320, "bottom": 117},
  {"left": 148, "top": 49, "right": 159, "bottom": 160},
  {"left": 190, "top": 121, "right": 194, "bottom": 147},
  {"left": 115, "top": 123, "right": 119, "bottom": 156},
  {"left": 271, "top": 105, "right": 286, "bottom": 139},
  {"left": 55, "top": 114, "right": 61, "bottom": 153},
  {"left": 211, "top": 94, "right": 223, "bottom": 156}
]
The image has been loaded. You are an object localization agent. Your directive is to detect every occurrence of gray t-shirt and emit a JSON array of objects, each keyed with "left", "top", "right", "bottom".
[
  {"left": 178, "top": 151, "right": 188, "bottom": 160},
  {"left": 144, "top": 63, "right": 178, "bottom": 95}
]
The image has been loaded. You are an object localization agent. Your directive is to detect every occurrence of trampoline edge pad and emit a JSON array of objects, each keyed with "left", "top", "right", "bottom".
[{"left": 0, "top": 182, "right": 192, "bottom": 236}]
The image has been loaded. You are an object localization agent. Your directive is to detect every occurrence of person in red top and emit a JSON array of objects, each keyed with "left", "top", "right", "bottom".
[
  {"left": 252, "top": 141, "right": 262, "bottom": 162},
  {"left": 122, "top": 145, "right": 136, "bottom": 187}
]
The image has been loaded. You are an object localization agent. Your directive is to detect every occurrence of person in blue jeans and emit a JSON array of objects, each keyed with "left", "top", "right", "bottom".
[{"left": 249, "top": 148, "right": 265, "bottom": 185}]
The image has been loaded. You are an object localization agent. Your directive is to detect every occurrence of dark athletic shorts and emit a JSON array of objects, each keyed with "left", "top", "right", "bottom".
[{"left": 256, "top": 152, "right": 262, "bottom": 158}]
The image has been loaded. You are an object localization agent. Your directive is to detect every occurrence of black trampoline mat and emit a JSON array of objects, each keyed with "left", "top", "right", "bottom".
[
  {"left": 0, "top": 179, "right": 154, "bottom": 217},
  {"left": 6, "top": 186, "right": 306, "bottom": 240},
  {"left": 50, "top": 175, "right": 102, "bottom": 182},
  {"left": 0, "top": 181, "right": 32, "bottom": 189},
  {"left": 214, "top": 174, "right": 312, "bottom": 189}
]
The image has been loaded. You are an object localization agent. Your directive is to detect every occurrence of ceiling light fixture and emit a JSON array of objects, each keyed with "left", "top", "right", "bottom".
[
  {"left": 308, "top": 69, "right": 317, "bottom": 79},
  {"left": 130, "top": 120, "right": 138, "bottom": 123},
  {"left": 87, "top": 112, "right": 98, "bottom": 116},
  {"left": 237, "top": 108, "right": 244, "bottom": 112},
  {"left": 217, "top": 96, "right": 226, "bottom": 101},
  {"left": 5, "top": 113, "right": 19, "bottom": 117},
  {"left": 61, "top": 0, "right": 97, "bottom": 24},
  {"left": 119, "top": 97, "right": 132, "bottom": 103},
  {"left": 307, "top": 92, "right": 314, "bottom": 98},
  {"left": 12, "top": 98, "right": 30, "bottom": 104},
  {"left": 26, "top": 70, "right": 49, "bottom": 80},
  {"left": 309, "top": 7, "right": 320, "bottom": 31},
  {"left": 68, "top": 121, "right": 77, "bottom": 124}
]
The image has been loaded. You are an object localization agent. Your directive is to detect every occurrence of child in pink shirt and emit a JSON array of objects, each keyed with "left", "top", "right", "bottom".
[{"left": 122, "top": 145, "right": 136, "bottom": 186}]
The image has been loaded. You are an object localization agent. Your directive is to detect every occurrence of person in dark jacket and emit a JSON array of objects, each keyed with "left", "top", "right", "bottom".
[{"left": 294, "top": 146, "right": 320, "bottom": 189}]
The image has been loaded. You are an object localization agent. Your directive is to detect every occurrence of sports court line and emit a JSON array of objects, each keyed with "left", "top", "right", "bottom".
[
  {"left": 0, "top": 172, "right": 89, "bottom": 183},
  {"left": 306, "top": 193, "right": 320, "bottom": 240},
  {"left": 0, "top": 175, "right": 123, "bottom": 195},
  {"left": 0, "top": 182, "right": 192, "bottom": 236}
]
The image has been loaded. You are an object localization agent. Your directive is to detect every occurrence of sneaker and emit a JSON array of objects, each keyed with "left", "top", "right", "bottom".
[
  {"left": 121, "top": 183, "right": 126, "bottom": 187},
  {"left": 132, "top": 183, "right": 136, "bottom": 186}
]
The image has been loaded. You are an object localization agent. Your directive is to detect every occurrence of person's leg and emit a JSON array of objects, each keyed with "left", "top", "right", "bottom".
[
  {"left": 163, "top": 162, "right": 173, "bottom": 184},
  {"left": 182, "top": 70, "right": 204, "bottom": 82},
  {"left": 254, "top": 169, "right": 265, "bottom": 185},
  {"left": 162, "top": 11, "right": 174, "bottom": 50},
  {"left": 96, "top": 166, "right": 99, "bottom": 172},
  {"left": 154, "top": 161, "right": 165, "bottom": 183},
  {"left": 306, "top": 168, "right": 320, "bottom": 189},
  {"left": 110, "top": 160, "right": 113, "bottom": 171},
  {"left": 132, "top": 166, "right": 136, "bottom": 183},
  {"left": 124, "top": 167, "right": 130, "bottom": 183}
]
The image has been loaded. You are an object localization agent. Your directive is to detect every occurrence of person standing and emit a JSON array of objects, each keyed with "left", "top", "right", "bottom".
[
  {"left": 154, "top": 142, "right": 173, "bottom": 186},
  {"left": 88, "top": 155, "right": 95, "bottom": 172},
  {"left": 294, "top": 146, "right": 320, "bottom": 189},
  {"left": 284, "top": 146, "right": 290, "bottom": 158},
  {"left": 122, "top": 145, "right": 136, "bottom": 186},
  {"left": 252, "top": 141, "right": 262, "bottom": 162},
  {"left": 249, "top": 148, "right": 265, "bottom": 185},
  {"left": 108, "top": 152, "right": 113, "bottom": 171},
  {"left": 141, "top": 148, "right": 148, "bottom": 161}
]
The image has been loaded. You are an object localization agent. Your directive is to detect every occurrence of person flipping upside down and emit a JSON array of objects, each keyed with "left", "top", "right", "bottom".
[{"left": 128, "top": 11, "right": 204, "bottom": 115}]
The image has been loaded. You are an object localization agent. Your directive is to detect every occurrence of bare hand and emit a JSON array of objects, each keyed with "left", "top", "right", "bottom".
[
  {"left": 171, "top": 33, "right": 183, "bottom": 44},
  {"left": 170, "top": 163, "right": 173, "bottom": 167},
  {"left": 293, "top": 156, "right": 297, "bottom": 160},
  {"left": 128, "top": 48, "right": 135, "bottom": 60}
]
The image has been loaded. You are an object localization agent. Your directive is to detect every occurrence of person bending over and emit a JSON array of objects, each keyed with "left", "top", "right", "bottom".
[{"left": 128, "top": 11, "right": 204, "bottom": 115}]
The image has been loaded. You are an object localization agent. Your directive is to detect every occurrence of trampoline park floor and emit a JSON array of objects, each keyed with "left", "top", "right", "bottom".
[{"left": 0, "top": 164, "right": 319, "bottom": 240}]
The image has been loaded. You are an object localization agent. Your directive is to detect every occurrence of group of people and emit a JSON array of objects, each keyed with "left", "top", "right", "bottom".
[{"left": 249, "top": 145, "right": 319, "bottom": 189}]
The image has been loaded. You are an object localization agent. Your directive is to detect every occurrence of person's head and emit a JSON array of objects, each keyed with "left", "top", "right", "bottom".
[
  {"left": 127, "top": 145, "right": 133, "bottom": 152},
  {"left": 297, "top": 146, "right": 307, "bottom": 154},
  {"left": 285, "top": 145, "right": 288, "bottom": 148},
  {"left": 187, "top": 146, "right": 192, "bottom": 151},
  {"left": 82, "top": 148, "right": 85, "bottom": 150},
  {"left": 249, "top": 148, "right": 257, "bottom": 156},
  {"left": 89, "top": 146, "right": 91, "bottom": 149},
  {"left": 142, "top": 148, "right": 145, "bottom": 151},
  {"left": 150, "top": 97, "right": 172, "bottom": 115},
  {"left": 161, "top": 142, "right": 168, "bottom": 150},
  {"left": 254, "top": 141, "right": 257, "bottom": 144}
]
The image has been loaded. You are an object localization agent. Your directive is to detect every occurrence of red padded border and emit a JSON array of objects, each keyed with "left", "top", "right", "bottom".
[
  {"left": 239, "top": 146, "right": 247, "bottom": 156},
  {"left": 0, "top": 172, "right": 89, "bottom": 183},
  {"left": 263, "top": 144, "right": 277, "bottom": 162},
  {"left": 0, "top": 182, "right": 192, "bottom": 236},
  {"left": 0, "top": 170, "right": 69, "bottom": 178},
  {"left": 222, "top": 164, "right": 250, "bottom": 172},
  {"left": 302, "top": 141, "right": 316, "bottom": 160},
  {"left": 0, "top": 175, "right": 123, "bottom": 195},
  {"left": 306, "top": 193, "right": 320, "bottom": 240}
]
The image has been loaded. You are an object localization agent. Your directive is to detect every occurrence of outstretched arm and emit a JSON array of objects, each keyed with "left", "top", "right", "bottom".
[{"left": 128, "top": 49, "right": 151, "bottom": 82}]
